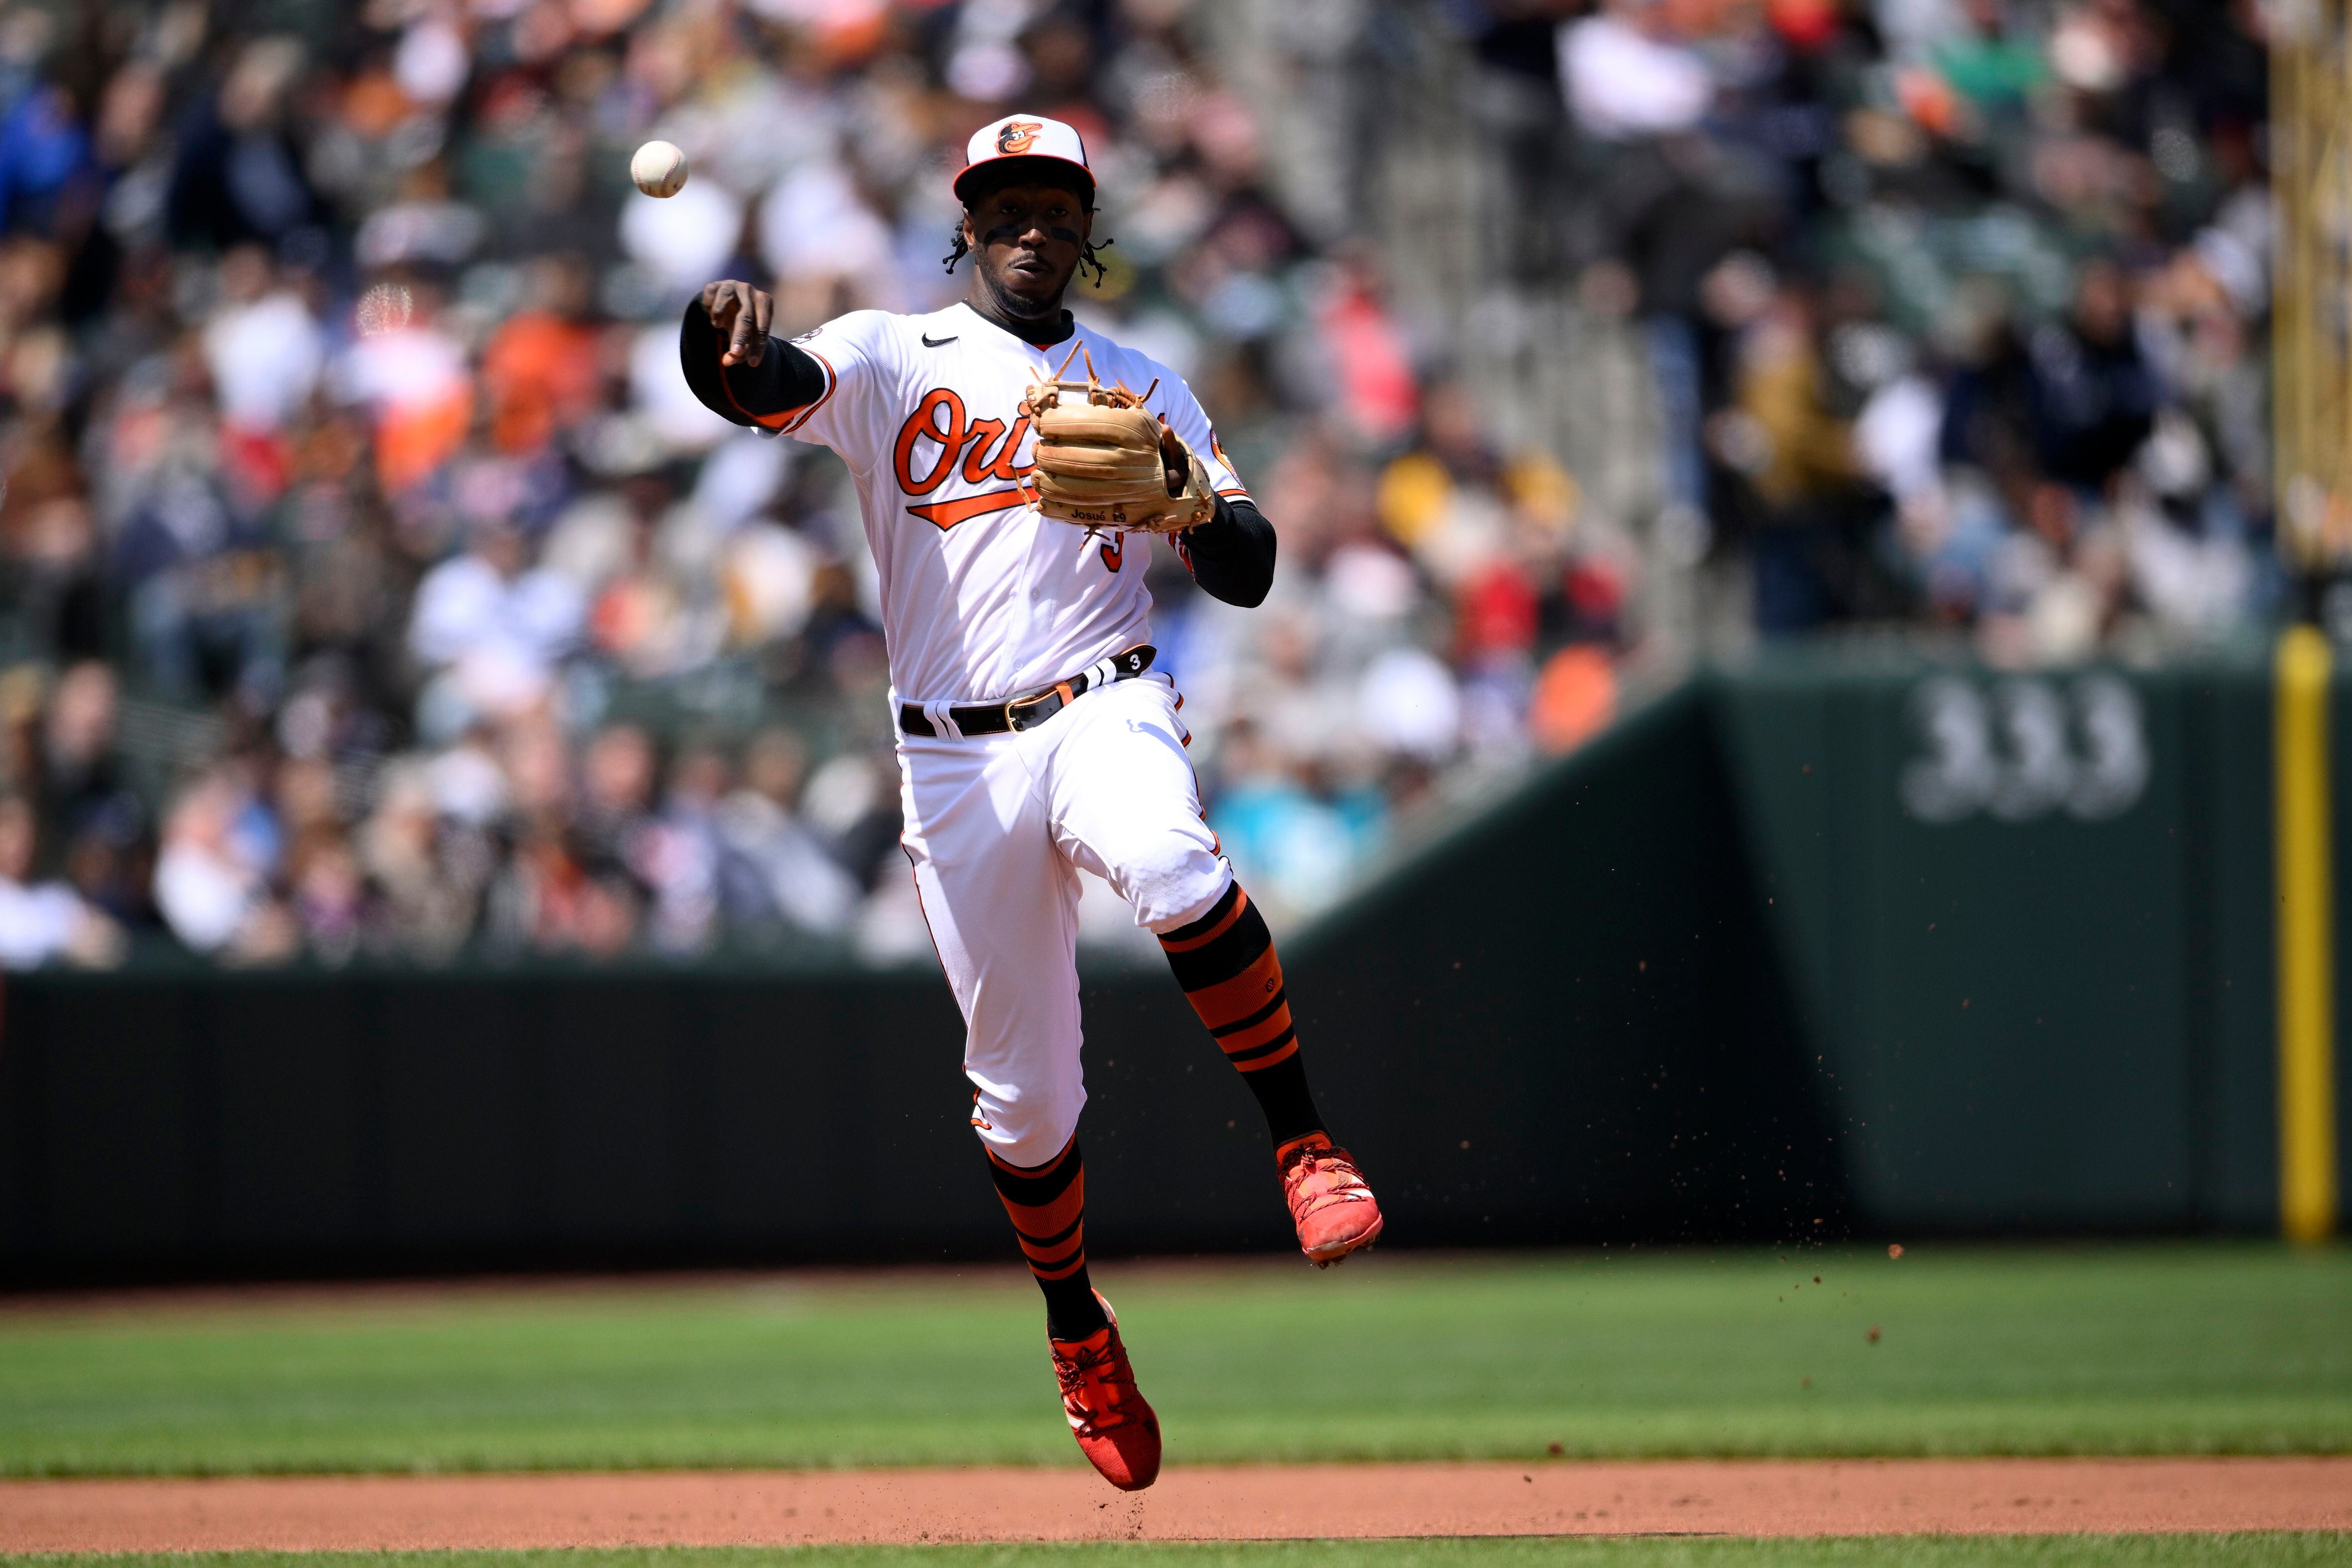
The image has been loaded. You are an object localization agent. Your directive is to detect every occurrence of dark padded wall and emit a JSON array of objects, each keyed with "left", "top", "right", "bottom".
[
  {"left": 1286, "top": 684, "right": 1838, "bottom": 1245},
  {"left": 0, "top": 658, "right": 2324, "bottom": 1283},
  {"left": 0, "top": 687, "right": 1830, "bottom": 1284}
]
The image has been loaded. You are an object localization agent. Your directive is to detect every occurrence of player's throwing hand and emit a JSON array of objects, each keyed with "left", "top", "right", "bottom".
[{"left": 700, "top": 279, "right": 772, "bottom": 367}]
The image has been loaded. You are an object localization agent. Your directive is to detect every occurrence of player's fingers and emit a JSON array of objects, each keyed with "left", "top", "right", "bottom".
[
  {"left": 726, "top": 285, "right": 763, "bottom": 365},
  {"left": 704, "top": 280, "right": 740, "bottom": 338},
  {"left": 738, "top": 289, "right": 771, "bottom": 366},
  {"left": 712, "top": 281, "right": 755, "bottom": 365}
]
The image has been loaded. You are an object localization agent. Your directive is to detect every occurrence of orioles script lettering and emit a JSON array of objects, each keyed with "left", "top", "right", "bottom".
[{"left": 894, "top": 388, "right": 1040, "bottom": 530}]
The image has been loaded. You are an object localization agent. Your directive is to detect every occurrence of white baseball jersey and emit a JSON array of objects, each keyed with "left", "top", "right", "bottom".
[{"left": 748, "top": 301, "right": 1250, "bottom": 706}]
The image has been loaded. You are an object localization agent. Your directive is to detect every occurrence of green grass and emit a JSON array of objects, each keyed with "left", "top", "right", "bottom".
[
  {"left": 4, "top": 1543, "right": 2348, "bottom": 1568},
  {"left": 0, "top": 1245, "right": 2345, "bottom": 1475}
]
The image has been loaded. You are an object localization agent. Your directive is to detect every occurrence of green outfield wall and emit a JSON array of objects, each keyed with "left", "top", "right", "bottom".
[
  {"left": 0, "top": 651, "right": 2341, "bottom": 1283},
  {"left": 1710, "top": 650, "right": 2284, "bottom": 1234}
]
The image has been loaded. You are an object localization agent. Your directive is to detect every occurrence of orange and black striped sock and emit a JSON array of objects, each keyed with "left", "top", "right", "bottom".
[
  {"left": 985, "top": 1136, "right": 1106, "bottom": 1340},
  {"left": 1158, "top": 880, "right": 1325, "bottom": 1148}
]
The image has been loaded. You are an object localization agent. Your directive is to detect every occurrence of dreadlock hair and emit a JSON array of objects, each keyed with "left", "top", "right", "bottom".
[{"left": 943, "top": 223, "right": 1114, "bottom": 286}]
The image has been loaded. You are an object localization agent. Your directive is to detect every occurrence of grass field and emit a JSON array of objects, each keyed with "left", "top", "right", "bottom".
[
  {"left": 6, "top": 1540, "right": 2351, "bottom": 1567},
  {"left": 0, "top": 1243, "right": 2345, "bottom": 1476}
]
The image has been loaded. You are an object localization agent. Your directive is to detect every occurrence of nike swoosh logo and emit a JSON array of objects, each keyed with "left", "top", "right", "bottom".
[{"left": 922, "top": 334, "right": 958, "bottom": 347}]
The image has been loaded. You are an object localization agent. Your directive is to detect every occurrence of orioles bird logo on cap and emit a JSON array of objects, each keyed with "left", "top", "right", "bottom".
[{"left": 996, "top": 121, "right": 1044, "bottom": 154}]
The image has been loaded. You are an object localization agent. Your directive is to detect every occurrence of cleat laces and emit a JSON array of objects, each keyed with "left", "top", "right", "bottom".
[
  {"left": 1281, "top": 1141, "right": 1374, "bottom": 1217},
  {"left": 1053, "top": 1334, "right": 1142, "bottom": 1434}
]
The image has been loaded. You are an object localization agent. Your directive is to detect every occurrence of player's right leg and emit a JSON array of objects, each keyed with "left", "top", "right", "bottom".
[
  {"left": 896, "top": 725, "right": 1160, "bottom": 1489},
  {"left": 1043, "top": 678, "right": 1383, "bottom": 1266},
  {"left": 1155, "top": 881, "right": 1382, "bottom": 1264}
]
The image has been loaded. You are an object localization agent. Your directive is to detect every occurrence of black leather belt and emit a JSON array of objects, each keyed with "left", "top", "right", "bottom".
[{"left": 901, "top": 645, "right": 1156, "bottom": 737}]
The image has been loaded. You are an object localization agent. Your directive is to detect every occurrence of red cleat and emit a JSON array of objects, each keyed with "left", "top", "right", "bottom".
[
  {"left": 1279, "top": 1134, "right": 1384, "bottom": 1266},
  {"left": 1048, "top": 1292, "right": 1161, "bottom": 1490}
]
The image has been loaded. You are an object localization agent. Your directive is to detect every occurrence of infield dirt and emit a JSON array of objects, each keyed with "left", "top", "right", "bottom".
[{"left": 4, "top": 1459, "right": 2349, "bottom": 1551}]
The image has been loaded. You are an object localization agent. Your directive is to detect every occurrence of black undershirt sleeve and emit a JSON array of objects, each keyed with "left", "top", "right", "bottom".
[
  {"left": 1180, "top": 495, "right": 1277, "bottom": 608},
  {"left": 678, "top": 299, "right": 829, "bottom": 425}
]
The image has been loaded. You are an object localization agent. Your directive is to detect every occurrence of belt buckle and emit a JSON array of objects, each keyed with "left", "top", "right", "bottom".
[{"left": 1007, "top": 679, "right": 1076, "bottom": 733}]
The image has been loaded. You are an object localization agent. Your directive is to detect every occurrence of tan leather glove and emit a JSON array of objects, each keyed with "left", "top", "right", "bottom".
[{"left": 1023, "top": 370, "right": 1214, "bottom": 535}]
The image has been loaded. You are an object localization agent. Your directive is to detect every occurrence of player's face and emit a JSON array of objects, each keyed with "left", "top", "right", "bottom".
[{"left": 965, "top": 182, "right": 1093, "bottom": 312}]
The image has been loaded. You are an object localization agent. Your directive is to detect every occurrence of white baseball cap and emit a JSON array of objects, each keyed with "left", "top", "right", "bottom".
[{"left": 953, "top": 114, "right": 1094, "bottom": 207}]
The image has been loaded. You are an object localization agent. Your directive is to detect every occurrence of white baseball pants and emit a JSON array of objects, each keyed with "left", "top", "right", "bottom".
[{"left": 896, "top": 675, "right": 1231, "bottom": 1166}]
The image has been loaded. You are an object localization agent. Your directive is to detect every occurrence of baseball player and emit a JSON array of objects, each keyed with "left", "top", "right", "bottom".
[{"left": 680, "top": 114, "right": 1382, "bottom": 1491}]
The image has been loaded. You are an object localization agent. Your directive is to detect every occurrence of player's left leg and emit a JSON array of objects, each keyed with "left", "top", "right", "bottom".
[
  {"left": 896, "top": 723, "right": 1159, "bottom": 1489},
  {"left": 983, "top": 1134, "right": 1159, "bottom": 1490},
  {"left": 1044, "top": 678, "right": 1383, "bottom": 1266}
]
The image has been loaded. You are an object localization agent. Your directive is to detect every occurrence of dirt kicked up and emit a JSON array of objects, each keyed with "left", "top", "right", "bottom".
[{"left": 4, "top": 1459, "right": 2348, "bottom": 1551}]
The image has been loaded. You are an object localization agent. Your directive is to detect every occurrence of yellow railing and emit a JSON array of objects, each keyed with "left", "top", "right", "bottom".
[
  {"left": 2273, "top": 7, "right": 2344, "bottom": 1242},
  {"left": 2275, "top": 628, "right": 2339, "bottom": 1242}
]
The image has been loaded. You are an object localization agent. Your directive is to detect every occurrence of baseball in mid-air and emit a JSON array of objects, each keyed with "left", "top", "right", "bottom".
[{"left": 630, "top": 140, "right": 689, "bottom": 198}]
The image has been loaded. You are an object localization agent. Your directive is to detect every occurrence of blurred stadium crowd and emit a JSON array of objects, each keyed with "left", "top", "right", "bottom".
[
  {"left": 1476, "top": 0, "right": 2273, "bottom": 652},
  {"left": 0, "top": 0, "right": 2278, "bottom": 967}
]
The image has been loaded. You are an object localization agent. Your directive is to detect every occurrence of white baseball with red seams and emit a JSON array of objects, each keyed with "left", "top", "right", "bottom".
[
  {"left": 629, "top": 140, "right": 688, "bottom": 197},
  {"left": 747, "top": 300, "right": 1253, "bottom": 1164}
]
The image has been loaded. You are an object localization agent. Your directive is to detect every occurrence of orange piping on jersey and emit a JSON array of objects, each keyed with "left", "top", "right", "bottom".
[
  {"left": 714, "top": 367, "right": 785, "bottom": 429},
  {"left": 718, "top": 348, "right": 837, "bottom": 433},
  {"left": 719, "top": 362, "right": 805, "bottom": 431},
  {"left": 906, "top": 486, "right": 1030, "bottom": 530},
  {"left": 1214, "top": 487, "right": 1252, "bottom": 500},
  {"left": 778, "top": 351, "right": 838, "bottom": 432}
]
